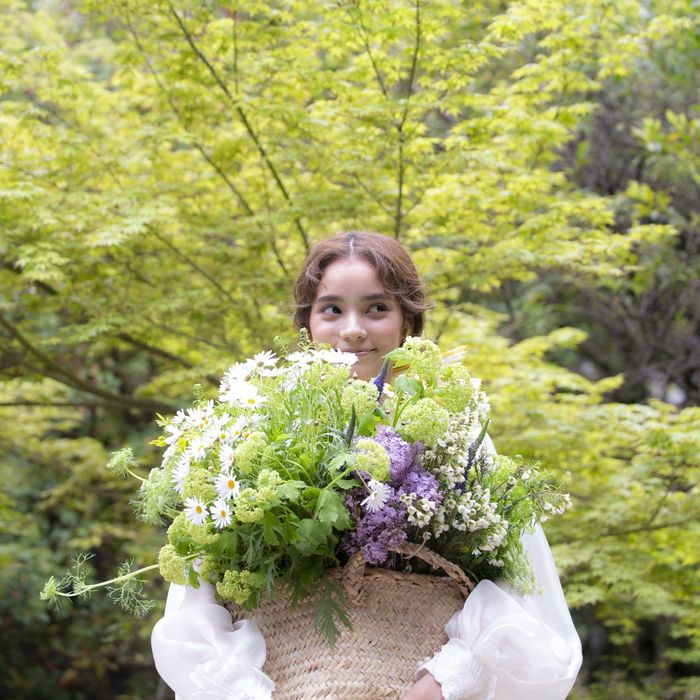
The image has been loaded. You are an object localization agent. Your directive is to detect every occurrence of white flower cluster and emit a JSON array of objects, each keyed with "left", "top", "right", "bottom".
[
  {"left": 541, "top": 493, "right": 573, "bottom": 521},
  {"left": 430, "top": 481, "right": 507, "bottom": 547},
  {"left": 399, "top": 493, "right": 438, "bottom": 528},
  {"left": 422, "top": 410, "right": 494, "bottom": 492}
]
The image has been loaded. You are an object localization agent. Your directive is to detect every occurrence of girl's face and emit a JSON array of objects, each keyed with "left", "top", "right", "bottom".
[{"left": 309, "top": 257, "right": 406, "bottom": 381}]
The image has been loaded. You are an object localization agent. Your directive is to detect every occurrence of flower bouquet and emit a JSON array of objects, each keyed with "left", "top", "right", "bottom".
[{"left": 42, "top": 335, "right": 570, "bottom": 659}]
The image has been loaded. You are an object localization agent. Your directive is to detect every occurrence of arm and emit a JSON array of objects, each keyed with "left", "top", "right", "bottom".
[
  {"left": 413, "top": 525, "right": 582, "bottom": 700},
  {"left": 151, "top": 582, "right": 275, "bottom": 700}
]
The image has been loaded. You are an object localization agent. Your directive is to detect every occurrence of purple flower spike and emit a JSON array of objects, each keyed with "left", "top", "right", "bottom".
[{"left": 371, "top": 360, "right": 390, "bottom": 397}]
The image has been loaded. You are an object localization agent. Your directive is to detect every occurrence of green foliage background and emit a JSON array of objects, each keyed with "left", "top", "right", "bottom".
[{"left": 0, "top": 0, "right": 698, "bottom": 697}]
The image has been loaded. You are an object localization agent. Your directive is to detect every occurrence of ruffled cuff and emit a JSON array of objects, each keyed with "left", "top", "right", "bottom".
[
  {"left": 417, "top": 638, "right": 495, "bottom": 700},
  {"left": 152, "top": 583, "right": 275, "bottom": 700}
]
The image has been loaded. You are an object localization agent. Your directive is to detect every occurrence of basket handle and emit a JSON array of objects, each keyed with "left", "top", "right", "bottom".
[{"left": 342, "top": 542, "right": 475, "bottom": 604}]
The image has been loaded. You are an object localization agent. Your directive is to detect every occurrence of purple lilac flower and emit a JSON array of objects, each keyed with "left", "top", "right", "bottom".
[
  {"left": 343, "top": 488, "right": 408, "bottom": 565},
  {"left": 398, "top": 468, "right": 442, "bottom": 506},
  {"left": 374, "top": 425, "right": 424, "bottom": 484}
]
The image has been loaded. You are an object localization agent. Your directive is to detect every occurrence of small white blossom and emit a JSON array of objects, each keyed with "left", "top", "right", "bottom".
[
  {"left": 185, "top": 496, "right": 208, "bottom": 525},
  {"left": 186, "top": 436, "right": 208, "bottom": 462},
  {"left": 315, "top": 348, "right": 357, "bottom": 366},
  {"left": 171, "top": 457, "right": 190, "bottom": 494},
  {"left": 287, "top": 351, "right": 315, "bottom": 369},
  {"left": 220, "top": 380, "right": 267, "bottom": 409},
  {"left": 361, "top": 479, "right": 391, "bottom": 513},
  {"left": 215, "top": 471, "right": 241, "bottom": 500},
  {"left": 163, "top": 422, "right": 182, "bottom": 446},
  {"left": 210, "top": 500, "right": 232, "bottom": 529},
  {"left": 219, "top": 443, "right": 235, "bottom": 470},
  {"left": 221, "top": 361, "right": 255, "bottom": 389},
  {"left": 249, "top": 351, "right": 283, "bottom": 376}
]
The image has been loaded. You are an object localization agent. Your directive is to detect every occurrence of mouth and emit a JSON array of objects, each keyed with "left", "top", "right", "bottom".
[{"left": 343, "top": 349, "right": 375, "bottom": 357}]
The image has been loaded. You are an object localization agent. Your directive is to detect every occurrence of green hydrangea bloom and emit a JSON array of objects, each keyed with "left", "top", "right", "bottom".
[
  {"left": 158, "top": 544, "right": 189, "bottom": 586},
  {"left": 197, "top": 555, "right": 220, "bottom": 583},
  {"left": 257, "top": 469, "right": 282, "bottom": 490},
  {"left": 341, "top": 380, "right": 379, "bottom": 418},
  {"left": 167, "top": 513, "right": 219, "bottom": 547},
  {"left": 355, "top": 438, "right": 391, "bottom": 482},
  {"left": 307, "top": 361, "right": 350, "bottom": 391},
  {"left": 181, "top": 468, "right": 217, "bottom": 502},
  {"left": 402, "top": 337, "right": 442, "bottom": 385},
  {"left": 234, "top": 488, "right": 265, "bottom": 523},
  {"left": 439, "top": 365, "right": 474, "bottom": 413},
  {"left": 216, "top": 569, "right": 266, "bottom": 606},
  {"left": 235, "top": 431, "right": 267, "bottom": 475},
  {"left": 397, "top": 398, "right": 449, "bottom": 446}
]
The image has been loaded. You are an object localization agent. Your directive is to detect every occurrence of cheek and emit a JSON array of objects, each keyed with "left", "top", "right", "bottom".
[
  {"left": 375, "top": 315, "right": 404, "bottom": 346},
  {"left": 309, "top": 316, "right": 333, "bottom": 343}
]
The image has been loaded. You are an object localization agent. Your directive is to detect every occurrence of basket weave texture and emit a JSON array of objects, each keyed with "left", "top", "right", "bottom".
[{"left": 226, "top": 544, "right": 473, "bottom": 700}]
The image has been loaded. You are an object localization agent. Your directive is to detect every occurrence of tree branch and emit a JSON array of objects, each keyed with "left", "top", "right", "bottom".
[
  {"left": 121, "top": 11, "right": 290, "bottom": 279},
  {"left": 394, "top": 0, "right": 421, "bottom": 240},
  {"left": 115, "top": 333, "right": 220, "bottom": 386},
  {"left": 166, "top": 1, "right": 310, "bottom": 252},
  {"left": 0, "top": 313, "right": 178, "bottom": 413}
]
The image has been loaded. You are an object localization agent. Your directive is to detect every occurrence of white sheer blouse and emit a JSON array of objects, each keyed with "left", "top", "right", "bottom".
[{"left": 151, "top": 523, "right": 582, "bottom": 699}]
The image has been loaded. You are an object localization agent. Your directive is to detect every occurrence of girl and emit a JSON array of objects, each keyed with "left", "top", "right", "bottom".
[{"left": 152, "top": 231, "right": 582, "bottom": 699}]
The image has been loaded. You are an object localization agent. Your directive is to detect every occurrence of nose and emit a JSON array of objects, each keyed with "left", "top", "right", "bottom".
[{"left": 340, "top": 312, "right": 367, "bottom": 342}]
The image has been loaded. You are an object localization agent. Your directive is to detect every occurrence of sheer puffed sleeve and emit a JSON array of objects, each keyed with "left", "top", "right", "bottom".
[
  {"left": 151, "top": 582, "right": 275, "bottom": 700},
  {"left": 416, "top": 525, "right": 582, "bottom": 699}
]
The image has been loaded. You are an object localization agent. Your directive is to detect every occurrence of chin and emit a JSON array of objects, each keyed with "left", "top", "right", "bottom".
[{"left": 351, "top": 362, "right": 376, "bottom": 382}]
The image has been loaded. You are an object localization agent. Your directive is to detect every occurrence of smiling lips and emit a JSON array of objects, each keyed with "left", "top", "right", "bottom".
[{"left": 344, "top": 349, "right": 375, "bottom": 356}]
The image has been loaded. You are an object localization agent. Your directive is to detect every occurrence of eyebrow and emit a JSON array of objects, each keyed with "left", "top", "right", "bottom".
[{"left": 315, "top": 293, "right": 391, "bottom": 304}]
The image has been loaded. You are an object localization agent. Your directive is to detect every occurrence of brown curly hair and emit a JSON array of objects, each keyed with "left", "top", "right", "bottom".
[{"left": 293, "top": 231, "right": 432, "bottom": 341}]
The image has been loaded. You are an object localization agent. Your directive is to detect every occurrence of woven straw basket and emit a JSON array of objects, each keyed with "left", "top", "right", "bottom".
[{"left": 226, "top": 543, "right": 474, "bottom": 699}]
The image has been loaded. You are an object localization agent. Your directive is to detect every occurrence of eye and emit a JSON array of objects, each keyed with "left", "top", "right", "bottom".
[
  {"left": 321, "top": 304, "right": 341, "bottom": 314},
  {"left": 368, "top": 303, "right": 388, "bottom": 313}
]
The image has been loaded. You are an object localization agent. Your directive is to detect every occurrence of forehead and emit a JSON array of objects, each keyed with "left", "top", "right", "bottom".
[{"left": 316, "top": 258, "right": 385, "bottom": 295}]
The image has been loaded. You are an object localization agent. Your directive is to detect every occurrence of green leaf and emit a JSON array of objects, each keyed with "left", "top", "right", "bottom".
[
  {"left": 276, "top": 480, "right": 307, "bottom": 502},
  {"left": 262, "top": 511, "right": 281, "bottom": 545},
  {"left": 293, "top": 519, "right": 329, "bottom": 555},
  {"left": 313, "top": 575, "right": 352, "bottom": 647},
  {"left": 393, "top": 375, "right": 424, "bottom": 399},
  {"left": 315, "top": 490, "right": 351, "bottom": 530}
]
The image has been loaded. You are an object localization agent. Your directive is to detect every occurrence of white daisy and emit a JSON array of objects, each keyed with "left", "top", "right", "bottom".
[
  {"left": 160, "top": 439, "right": 179, "bottom": 467},
  {"left": 287, "top": 351, "right": 315, "bottom": 369},
  {"left": 221, "top": 361, "right": 255, "bottom": 386},
  {"left": 210, "top": 413, "right": 233, "bottom": 442},
  {"left": 185, "top": 406, "right": 206, "bottom": 429},
  {"left": 186, "top": 436, "right": 208, "bottom": 462},
  {"left": 361, "top": 479, "right": 391, "bottom": 513},
  {"left": 184, "top": 496, "right": 208, "bottom": 525},
  {"left": 185, "top": 402, "right": 215, "bottom": 431},
  {"left": 215, "top": 471, "right": 241, "bottom": 500},
  {"left": 315, "top": 348, "right": 358, "bottom": 366},
  {"left": 226, "top": 416, "right": 249, "bottom": 442},
  {"left": 210, "top": 500, "right": 232, "bottom": 529},
  {"left": 218, "top": 443, "right": 235, "bottom": 471},
  {"left": 171, "top": 457, "right": 190, "bottom": 495},
  {"left": 172, "top": 408, "right": 188, "bottom": 426},
  {"left": 163, "top": 422, "right": 182, "bottom": 445},
  {"left": 220, "top": 380, "right": 266, "bottom": 408},
  {"left": 251, "top": 350, "right": 278, "bottom": 370}
]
